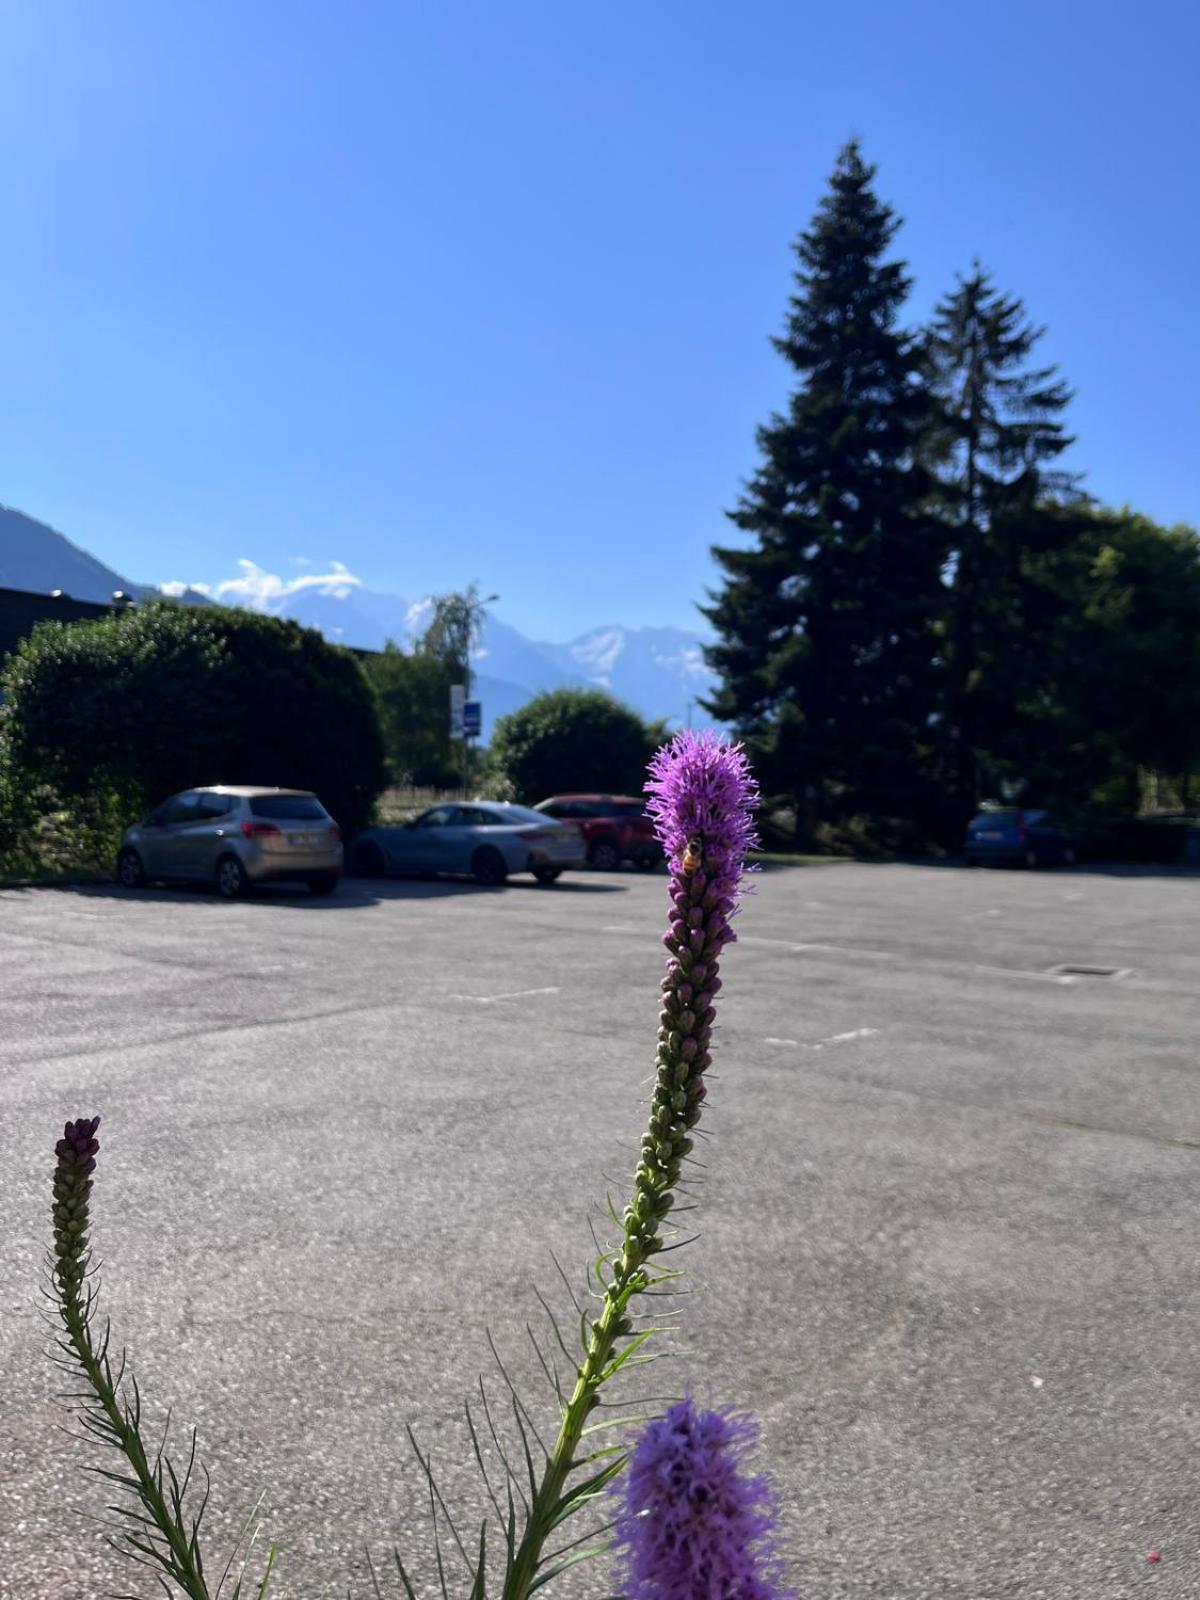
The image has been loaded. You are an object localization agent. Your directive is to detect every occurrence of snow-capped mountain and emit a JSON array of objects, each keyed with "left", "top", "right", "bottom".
[
  {"left": 1, "top": 509, "right": 717, "bottom": 733},
  {"left": 270, "top": 584, "right": 714, "bottom": 733}
]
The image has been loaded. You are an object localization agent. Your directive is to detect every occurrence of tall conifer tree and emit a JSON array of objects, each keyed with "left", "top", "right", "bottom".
[
  {"left": 926, "top": 265, "right": 1076, "bottom": 817},
  {"left": 704, "top": 142, "right": 942, "bottom": 839}
]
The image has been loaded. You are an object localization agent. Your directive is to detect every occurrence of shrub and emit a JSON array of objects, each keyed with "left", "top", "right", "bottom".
[
  {"left": 484, "top": 688, "right": 664, "bottom": 803},
  {"left": 0, "top": 601, "right": 386, "bottom": 843}
]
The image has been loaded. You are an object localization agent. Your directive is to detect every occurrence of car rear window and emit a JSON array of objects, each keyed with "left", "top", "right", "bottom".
[
  {"left": 249, "top": 794, "right": 328, "bottom": 821},
  {"left": 611, "top": 801, "right": 647, "bottom": 817},
  {"left": 492, "top": 805, "right": 551, "bottom": 825}
]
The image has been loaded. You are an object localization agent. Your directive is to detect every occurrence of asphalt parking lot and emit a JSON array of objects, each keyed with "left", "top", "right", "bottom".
[{"left": 2, "top": 861, "right": 1199, "bottom": 1599}]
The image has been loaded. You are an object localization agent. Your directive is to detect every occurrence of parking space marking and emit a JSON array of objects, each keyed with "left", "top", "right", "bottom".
[
  {"left": 762, "top": 1028, "right": 879, "bottom": 1051},
  {"left": 819, "top": 1027, "right": 879, "bottom": 1045},
  {"left": 451, "top": 986, "right": 561, "bottom": 1005}
]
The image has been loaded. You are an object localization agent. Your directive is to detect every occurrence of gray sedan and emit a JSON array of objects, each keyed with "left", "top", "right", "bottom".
[{"left": 350, "top": 803, "right": 585, "bottom": 885}]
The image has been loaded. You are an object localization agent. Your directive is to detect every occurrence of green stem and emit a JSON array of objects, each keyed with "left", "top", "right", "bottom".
[
  {"left": 502, "top": 858, "right": 719, "bottom": 1600},
  {"left": 501, "top": 1244, "right": 638, "bottom": 1600},
  {"left": 58, "top": 1272, "right": 211, "bottom": 1600}
]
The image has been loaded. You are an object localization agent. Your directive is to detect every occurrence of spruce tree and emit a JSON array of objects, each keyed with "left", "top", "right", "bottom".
[
  {"left": 926, "top": 265, "right": 1076, "bottom": 819},
  {"left": 704, "top": 142, "right": 943, "bottom": 842}
]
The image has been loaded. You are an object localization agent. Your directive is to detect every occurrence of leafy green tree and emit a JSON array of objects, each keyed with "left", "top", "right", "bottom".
[
  {"left": 417, "top": 583, "right": 493, "bottom": 685},
  {"left": 926, "top": 264, "right": 1076, "bottom": 822},
  {"left": 704, "top": 141, "right": 944, "bottom": 841},
  {"left": 485, "top": 688, "right": 661, "bottom": 803},
  {"left": 1069, "top": 508, "right": 1200, "bottom": 807},
  {"left": 0, "top": 601, "right": 386, "bottom": 840},
  {"left": 361, "top": 644, "right": 460, "bottom": 788},
  {"left": 360, "top": 587, "right": 497, "bottom": 789}
]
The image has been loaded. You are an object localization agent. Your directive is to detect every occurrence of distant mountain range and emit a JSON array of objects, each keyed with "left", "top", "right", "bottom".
[{"left": 0, "top": 504, "right": 715, "bottom": 735}]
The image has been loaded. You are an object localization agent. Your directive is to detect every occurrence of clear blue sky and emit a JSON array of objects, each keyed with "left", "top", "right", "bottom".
[{"left": 0, "top": 1, "right": 1196, "bottom": 638}]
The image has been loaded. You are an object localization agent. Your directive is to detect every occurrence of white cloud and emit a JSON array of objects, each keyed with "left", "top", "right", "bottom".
[
  {"left": 159, "top": 579, "right": 211, "bottom": 597},
  {"left": 159, "top": 560, "right": 366, "bottom": 613}
]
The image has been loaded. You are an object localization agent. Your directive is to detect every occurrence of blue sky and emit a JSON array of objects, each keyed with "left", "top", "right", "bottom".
[{"left": 0, "top": 1, "right": 1196, "bottom": 638}]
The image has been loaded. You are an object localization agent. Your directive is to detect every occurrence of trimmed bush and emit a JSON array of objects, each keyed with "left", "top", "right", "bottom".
[{"left": 0, "top": 601, "right": 386, "bottom": 849}]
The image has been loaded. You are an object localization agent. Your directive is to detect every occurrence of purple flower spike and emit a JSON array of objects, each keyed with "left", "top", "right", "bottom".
[
  {"left": 614, "top": 1397, "right": 794, "bottom": 1600},
  {"left": 646, "top": 729, "right": 760, "bottom": 936},
  {"left": 52, "top": 1116, "right": 101, "bottom": 1296}
]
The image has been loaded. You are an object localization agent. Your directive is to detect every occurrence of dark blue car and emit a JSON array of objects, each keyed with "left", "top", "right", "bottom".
[{"left": 964, "top": 808, "right": 1076, "bottom": 868}]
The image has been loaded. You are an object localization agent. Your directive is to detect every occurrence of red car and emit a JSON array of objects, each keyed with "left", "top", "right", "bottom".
[{"left": 534, "top": 794, "right": 662, "bottom": 871}]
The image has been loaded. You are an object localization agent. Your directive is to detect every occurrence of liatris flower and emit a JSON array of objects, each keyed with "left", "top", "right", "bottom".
[
  {"left": 501, "top": 733, "right": 758, "bottom": 1600},
  {"left": 47, "top": 1116, "right": 275, "bottom": 1599},
  {"left": 614, "top": 1397, "right": 793, "bottom": 1600},
  {"left": 52, "top": 1115, "right": 101, "bottom": 1303}
]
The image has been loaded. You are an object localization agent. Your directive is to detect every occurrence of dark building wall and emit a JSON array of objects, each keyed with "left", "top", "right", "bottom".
[{"left": 0, "top": 586, "right": 120, "bottom": 664}]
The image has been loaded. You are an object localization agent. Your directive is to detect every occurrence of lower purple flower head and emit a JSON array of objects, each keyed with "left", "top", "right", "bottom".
[
  {"left": 614, "top": 1397, "right": 794, "bottom": 1600},
  {"left": 645, "top": 730, "right": 760, "bottom": 909}
]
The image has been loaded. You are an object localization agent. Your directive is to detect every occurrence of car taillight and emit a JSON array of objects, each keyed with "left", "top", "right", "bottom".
[
  {"left": 328, "top": 823, "right": 341, "bottom": 840},
  {"left": 1017, "top": 820, "right": 1028, "bottom": 841},
  {"left": 518, "top": 828, "right": 551, "bottom": 841},
  {"left": 240, "top": 820, "right": 280, "bottom": 839}
]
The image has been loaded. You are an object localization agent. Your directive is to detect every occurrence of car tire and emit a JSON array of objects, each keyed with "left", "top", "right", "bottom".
[
  {"left": 588, "top": 839, "right": 622, "bottom": 872},
  {"left": 634, "top": 850, "right": 659, "bottom": 872},
  {"left": 116, "top": 847, "right": 146, "bottom": 889},
  {"left": 215, "top": 854, "right": 249, "bottom": 899},
  {"left": 351, "top": 841, "right": 386, "bottom": 878},
  {"left": 472, "top": 847, "right": 508, "bottom": 887},
  {"left": 532, "top": 866, "right": 562, "bottom": 885},
  {"left": 309, "top": 873, "right": 340, "bottom": 896}
]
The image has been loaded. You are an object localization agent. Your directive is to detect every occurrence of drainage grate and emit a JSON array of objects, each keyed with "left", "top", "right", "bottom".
[{"left": 1046, "top": 963, "right": 1131, "bottom": 981}]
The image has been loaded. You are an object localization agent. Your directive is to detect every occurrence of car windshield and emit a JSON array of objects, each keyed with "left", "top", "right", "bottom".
[{"left": 249, "top": 794, "right": 328, "bottom": 820}]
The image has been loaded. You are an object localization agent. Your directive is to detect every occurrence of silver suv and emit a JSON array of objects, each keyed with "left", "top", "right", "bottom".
[{"left": 117, "top": 787, "right": 343, "bottom": 898}]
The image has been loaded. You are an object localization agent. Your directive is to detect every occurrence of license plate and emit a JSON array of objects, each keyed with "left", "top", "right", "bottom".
[
  {"left": 289, "top": 832, "right": 319, "bottom": 847},
  {"left": 976, "top": 831, "right": 1003, "bottom": 841}
]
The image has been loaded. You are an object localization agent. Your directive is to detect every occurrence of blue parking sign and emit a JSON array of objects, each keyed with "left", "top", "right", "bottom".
[{"left": 462, "top": 700, "right": 482, "bottom": 737}]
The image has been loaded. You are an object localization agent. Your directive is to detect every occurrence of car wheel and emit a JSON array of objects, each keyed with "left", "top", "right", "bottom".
[
  {"left": 116, "top": 847, "right": 146, "bottom": 889},
  {"left": 588, "top": 839, "right": 622, "bottom": 872},
  {"left": 351, "top": 841, "right": 386, "bottom": 878},
  {"left": 215, "top": 854, "right": 249, "bottom": 899},
  {"left": 309, "top": 873, "right": 340, "bottom": 896},
  {"left": 472, "top": 846, "right": 508, "bottom": 887},
  {"left": 634, "top": 850, "right": 659, "bottom": 872},
  {"left": 1024, "top": 848, "right": 1039, "bottom": 869},
  {"left": 533, "top": 866, "right": 562, "bottom": 885}
]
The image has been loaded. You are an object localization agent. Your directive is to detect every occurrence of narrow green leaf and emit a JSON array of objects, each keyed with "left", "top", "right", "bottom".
[{"left": 527, "top": 1540, "right": 612, "bottom": 1592}]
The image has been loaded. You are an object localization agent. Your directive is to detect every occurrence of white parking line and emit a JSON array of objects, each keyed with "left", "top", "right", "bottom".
[
  {"left": 451, "top": 986, "right": 560, "bottom": 1005},
  {"left": 740, "top": 935, "right": 896, "bottom": 960},
  {"left": 819, "top": 1027, "right": 879, "bottom": 1045},
  {"left": 761, "top": 1028, "right": 879, "bottom": 1051}
]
